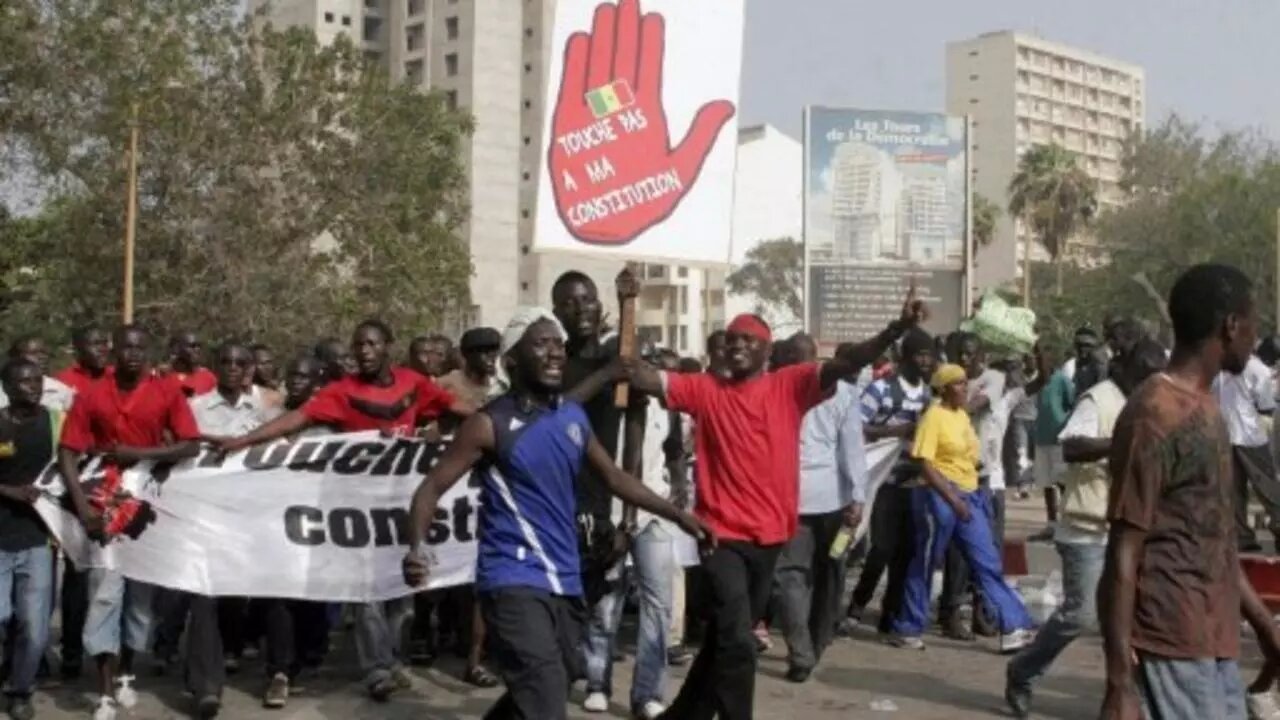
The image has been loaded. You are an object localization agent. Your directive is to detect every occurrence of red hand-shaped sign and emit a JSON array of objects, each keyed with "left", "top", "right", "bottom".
[{"left": 550, "top": 0, "right": 736, "bottom": 246}]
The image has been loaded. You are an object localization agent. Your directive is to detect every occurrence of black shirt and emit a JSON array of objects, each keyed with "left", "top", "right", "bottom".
[
  {"left": 0, "top": 409, "right": 53, "bottom": 552},
  {"left": 563, "top": 337, "right": 621, "bottom": 520}
]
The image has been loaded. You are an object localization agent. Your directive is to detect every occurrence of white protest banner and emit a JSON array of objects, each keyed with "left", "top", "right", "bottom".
[
  {"left": 854, "top": 438, "right": 909, "bottom": 544},
  {"left": 533, "top": 0, "right": 743, "bottom": 264},
  {"left": 34, "top": 432, "right": 479, "bottom": 602}
]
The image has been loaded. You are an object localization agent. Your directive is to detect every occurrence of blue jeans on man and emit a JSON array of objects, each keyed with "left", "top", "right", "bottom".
[
  {"left": 893, "top": 486, "right": 1033, "bottom": 637},
  {"left": 1007, "top": 540, "right": 1105, "bottom": 692},
  {"left": 0, "top": 545, "right": 54, "bottom": 698},
  {"left": 582, "top": 521, "right": 675, "bottom": 713}
]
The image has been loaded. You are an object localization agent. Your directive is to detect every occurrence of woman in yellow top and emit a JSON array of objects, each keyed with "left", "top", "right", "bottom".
[{"left": 888, "top": 364, "right": 1034, "bottom": 653}]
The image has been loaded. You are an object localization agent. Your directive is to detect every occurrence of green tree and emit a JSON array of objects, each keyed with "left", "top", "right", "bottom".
[
  {"left": 0, "top": 0, "right": 473, "bottom": 355},
  {"left": 1008, "top": 144, "right": 1099, "bottom": 300},
  {"left": 726, "top": 237, "right": 803, "bottom": 322},
  {"left": 972, "top": 192, "right": 1000, "bottom": 257}
]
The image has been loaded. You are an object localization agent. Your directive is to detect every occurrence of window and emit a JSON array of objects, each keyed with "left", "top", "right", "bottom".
[
  {"left": 521, "top": 281, "right": 529, "bottom": 291},
  {"left": 406, "top": 23, "right": 425, "bottom": 51},
  {"left": 523, "top": 98, "right": 532, "bottom": 109},
  {"left": 408, "top": 0, "right": 425, "bottom": 15},
  {"left": 324, "top": 11, "right": 334, "bottom": 22},
  {"left": 666, "top": 325, "right": 678, "bottom": 346},
  {"left": 445, "top": 90, "right": 458, "bottom": 109},
  {"left": 363, "top": 17, "right": 382, "bottom": 42},
  {"left": 677, "top": 265, "right": 688, "bottom": 278},
  {"left": 679, "top": 326, "right": 688, "bottom": 351},
  {"left": 646, "top": 265, "right": 667, "bottom": 280},
  {"left": 525, "top": 27, "right": 534, "bottom": 38},
  {"left": 405, "top": 59, "right": 425, "bottom": 85},
  {"left": 341, "top": 15, "right": 351, "bottom": 26},
  {"left": 969, "top": 98, "right": 979, "bottom": 104},
  {"left": 523, "top": 136, "right": 531, "bottom": 146},
  {"left": 968, "top": 50, "right": 978, "bottom": 57},
  {"left": 445, "top": 16, "right": 459, "bottom": 40},
  {"left": 679, "top": 286, "right": 688, "bottom": 313},
  {"left": 521, "top": 208, "right": 530, "bottom": 219},
  {"left": 524, "top": 62, "right": 533, "bottom": 74},
  {"left": 521, "top": 244, "right": 530, "bottom": 255},
  {"left": 969, "top": 74, "right": 978, "bottom": 81},
  {"left": 444, "top": 53, "right": 459, "bottom": 76},
  {"left": 522, "top": 171, "right": 531, "bottom": 181}
]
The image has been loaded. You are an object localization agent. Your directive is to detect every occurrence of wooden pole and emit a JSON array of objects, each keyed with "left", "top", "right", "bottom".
[
  {"left": 122, "top": 103, "right": 140, "bottom": 324},
  {"left": 613, "top": 268, "right": 638, "bottom": 408}
]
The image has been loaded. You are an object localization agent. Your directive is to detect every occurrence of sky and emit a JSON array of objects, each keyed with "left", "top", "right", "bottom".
[{"left": 739, "top": 0, "right": 1280, "bottom": 141}]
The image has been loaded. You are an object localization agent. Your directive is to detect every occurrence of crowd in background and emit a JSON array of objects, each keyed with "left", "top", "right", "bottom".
[{"left": 1, "top": 263, "right": 1279, "bottom": 720}]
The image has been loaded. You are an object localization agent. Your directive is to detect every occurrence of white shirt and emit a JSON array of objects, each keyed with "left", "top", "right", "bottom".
[
  {"left": 984, "top": 386, "right": 1026, "bottom": 490},
  {"left": 1214, "top": 355, "right": 1275, "bottom": 448},
  {"left": 969, "top": 368, "right": 1007, "bottom": 483},
  {"left": 1054, "top": 394, "right": 1108, "bottom": 545},
  {"left": 0, "top": 375, "right": 75, "bottom": 412},
  {"left": 189, "top": 386, "right": 280, "bottom": 436},
  {"left": 611, "top": 398, "right": 677, "bottom": 532},
  {"left": 798, "top": 381, "right": 865, "bottom": 514}
]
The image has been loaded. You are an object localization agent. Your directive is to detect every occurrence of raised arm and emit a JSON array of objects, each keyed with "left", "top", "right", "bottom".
[
  {"left": 820, "top": 282, "right": 926, "bottom": 391},
  {"left": 403, "top": 412, "right": 494, "bottom": 587}
]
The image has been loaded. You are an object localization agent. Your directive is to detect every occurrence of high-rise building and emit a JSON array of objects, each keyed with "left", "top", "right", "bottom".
[
  {"left": 252, "top": 0, "right": 727, "bottom": 354},
  {"left": 900, "top": 176, "right": 949, "bottom": 263},
  {"left": 829, "top": 142, "right": 900, "bottom": 262},
  {"left": 946, "top": 30, "right": 1145, "bottom": 290}
]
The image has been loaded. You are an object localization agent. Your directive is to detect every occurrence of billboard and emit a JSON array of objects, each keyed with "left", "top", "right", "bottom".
[
  {"left": 533, "top": 0, "right": 744, "bottom": 264},
  {"left": 803, "top": 107, "right": 969, "bottom": 351}
]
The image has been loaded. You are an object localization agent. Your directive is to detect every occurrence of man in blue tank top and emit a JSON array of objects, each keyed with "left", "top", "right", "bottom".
[{"left": 402, "top": 308, "right": 711, "bottom": 720}]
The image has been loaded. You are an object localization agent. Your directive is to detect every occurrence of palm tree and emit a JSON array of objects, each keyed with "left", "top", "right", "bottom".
[
  {"left": 972, "top": 193, "right": 1000, "bottom": 258},
  {"left": 1007, "top": 144, "right": 1099, "bottom": 302}
]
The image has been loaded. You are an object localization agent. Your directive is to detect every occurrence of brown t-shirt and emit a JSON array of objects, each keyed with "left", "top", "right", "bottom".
[{"left": 1107, "top": 374, "right": 1239, "bottom": 660}]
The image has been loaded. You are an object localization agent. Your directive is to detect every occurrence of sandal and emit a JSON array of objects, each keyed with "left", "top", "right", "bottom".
[{"left": 465, "top": 665, "right": 500, "bottom": 689}]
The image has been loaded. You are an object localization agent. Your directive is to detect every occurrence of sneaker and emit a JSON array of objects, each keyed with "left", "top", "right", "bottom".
[
  {"left": 785, "top": 665, "right": 812, "bottom": 683},
  {"left": 885, "top": 634, "right": 926, "bottom": 651},
  {"left": 634, "top": 700, "right": 666, "bottom": 719},
  {"left": 583, "top": 691, "right": 609, "bottom": 713},
  {"left": 1000, "top": 628, "right": 1034, "bottom": 654},
  {"left": 114, "top": 675, "right": 138, "bottom": 709},
  {"left": 8, "top": 696, "right": 35, "bottom": 720},
  {"left": 1005, "top": 670, "right": 1032, "bottom": 719},
  {"left": 941, "top": 613, "right": 975, "bottom": 642},
  {"left": 92, "top": 696, "right": 118, "bottom": 720},
  {"left": 390, "top": 666, "right": 413, "bottom": 691},
  {"left": 263, "top": 673, "right": 290, "bottom": 709},
  {"left": 368, "top": 676, "right": 396, "bottom": 702},
  {"left": 666, "top": 645, "right": 692, "bottom": 666},
  {"left": 196, "top": 695, "right": 221, "bottom": 719},
  {"left": 242, "top": 645, "right": 261, "bottom": 660},
  {"left": 1248, "top": 690, "right": 1280, "bottom": 720},
  {"left": 223, "top": 655, "right": 241, "bottom": 675}
]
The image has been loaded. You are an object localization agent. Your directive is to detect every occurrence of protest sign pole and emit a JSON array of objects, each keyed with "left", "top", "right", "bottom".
[
  {"left": 122, "top": 102, "right": 139, "bottom": 324},
  {"left": 614, "top": 267, "right": 638, "bottom": 408}
]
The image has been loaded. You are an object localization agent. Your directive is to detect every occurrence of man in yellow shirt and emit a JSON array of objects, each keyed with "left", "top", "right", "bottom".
[{"left": 888, "top": 364, "right": 1034, "bottom": 653}]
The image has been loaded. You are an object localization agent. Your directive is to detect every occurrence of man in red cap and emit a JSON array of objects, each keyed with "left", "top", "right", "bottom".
[{"left": 623, "top": 288, "right": 926, "bottom": 720}]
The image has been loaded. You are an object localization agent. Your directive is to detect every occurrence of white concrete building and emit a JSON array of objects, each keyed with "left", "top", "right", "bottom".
[{"left": 946, "top": 30, "right": 1145, "bottom": 290}]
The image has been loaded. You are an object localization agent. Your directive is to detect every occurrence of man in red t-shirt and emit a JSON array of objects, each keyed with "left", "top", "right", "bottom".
[
  {"left": 165, "top": 331, "right": 217, "bottom": 397},
  {"left": 56, "top": 325, "right": 113, "bottom": 394},
  {"left": 219, "top": 319, "right": 475, "bottom": 701},
  {"left": 58, "top": 325, "right": 203, "bottom": 720},
  {"left": 625, "top": 289, "right": 926, "bottom": 720}
]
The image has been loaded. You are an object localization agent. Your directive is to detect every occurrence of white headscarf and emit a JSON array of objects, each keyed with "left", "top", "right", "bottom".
[{"left": 501, "top": 306, "right": 566, "bottom": 356}]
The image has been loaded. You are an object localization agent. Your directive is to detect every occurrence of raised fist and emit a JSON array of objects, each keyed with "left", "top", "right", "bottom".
[{"left": 550, "top": 0, "right": 736, "bottom": 246}]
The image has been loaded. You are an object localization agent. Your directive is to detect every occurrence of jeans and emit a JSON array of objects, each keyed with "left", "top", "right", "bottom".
[
  {"left": 893, "top": 486, "right": 1032, "bottom": 637},
  {"left": 1007, "top": 541, "right": 1106, "bottom": 688},
  {"left": 1138, "top": 654, "right": 1245, "bottom": 720},
  {"left": 354, "top": 599, "right": 411, "bottom": 687},
  {"left": 0, "top": 545, "right": 54, "bottom": 696},
  {"left": 1232, "top": 444, "right": 1280, "bottom": 549},
  {"left": 583, "top": 521, "right": 675, "bottom": 710},
  {"left": 83, "top": 569, "right": 155, "bottom": 657},
  {"left": 773, "top": 510, "right": 846, "bottom": 671},
  {"left": 660, "top": 541, "right": 782, "bottom": 720}
]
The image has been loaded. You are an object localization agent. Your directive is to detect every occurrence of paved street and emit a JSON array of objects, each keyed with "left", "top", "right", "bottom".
[{"left": 15, "top": 496, "right": 1262, "bottom": 719}]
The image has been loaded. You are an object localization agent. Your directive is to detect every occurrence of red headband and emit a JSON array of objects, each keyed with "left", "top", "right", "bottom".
[{"left": 727, "top": 314, "right": 772, "bottom": 343}]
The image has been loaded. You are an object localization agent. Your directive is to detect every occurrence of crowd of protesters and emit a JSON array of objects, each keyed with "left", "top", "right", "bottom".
[{"left": 1, "top": 263, "right": 1280, "bottom": 720}]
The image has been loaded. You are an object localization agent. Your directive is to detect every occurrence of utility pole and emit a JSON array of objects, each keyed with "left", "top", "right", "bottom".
[{"left": 122, "top": 102, "right": 140, "bottom": 324}]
